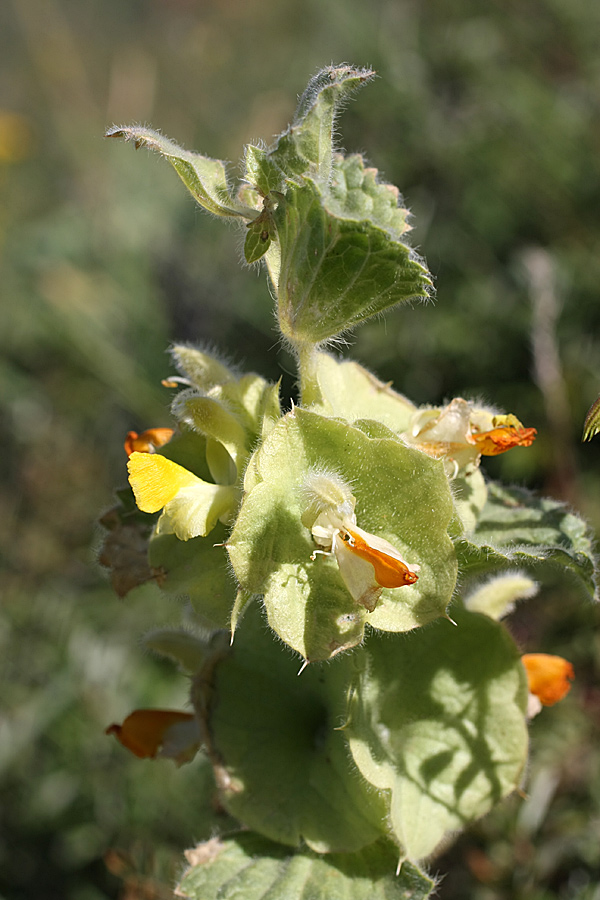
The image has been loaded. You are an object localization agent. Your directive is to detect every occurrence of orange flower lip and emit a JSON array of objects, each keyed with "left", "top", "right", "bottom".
[
  {"left": 106, "top": 709, "right": 196, "bottom": 759},
  {"left": 341, "top": 526, "right": 419, "bottom": 588},
  {"left": 124, "top": 427, "right": 174, "bottom": 456},
  {"left": 521, "top": 653, "right": 574, "bottom": 706},
  {"left": 472, "top": 426, "right": 537, "bottom": 457}
]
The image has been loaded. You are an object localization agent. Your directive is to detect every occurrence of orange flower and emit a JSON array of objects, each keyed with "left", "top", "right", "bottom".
[
  {"left": 402, "top": 400, "right": 536, "bottom": 475},
  {"left": 522, "top": 653, "right": 574, "bottom": 706},
  {"left": 472, "top": 425, "right": 537, "bottom": 456},
  {"left": 124, "top": 428, "right": 174, "bottom": 456},
  {"left": 106, "top": 709, "right": 201, "bottom": 765}
]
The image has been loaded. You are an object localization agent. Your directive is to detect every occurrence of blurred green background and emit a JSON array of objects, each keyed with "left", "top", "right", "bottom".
[{"left": 2, "top": 0, "right": 600, "bottom": 897}]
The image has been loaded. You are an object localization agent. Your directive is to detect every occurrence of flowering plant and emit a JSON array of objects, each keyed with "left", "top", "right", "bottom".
[{"left": 102, "top": 66, "right": 596, "bottom": 899}]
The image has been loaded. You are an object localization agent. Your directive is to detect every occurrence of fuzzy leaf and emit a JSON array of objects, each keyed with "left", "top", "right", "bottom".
[
  {"left": 328, "top": 153, "right": 411, "bottom": 240},
  {"left": 177, "top": 833, "right": 436, "bottom": 900},
  {"left": 274, "top": 180, "right": 432, "bottom": 344},
  {"left": 170, "top": 345, "right": 236, "bottom": 392},
  {"left": 270, "top": 65, "right": 375, "bottom": 184},
  {"left": 172, "top": 391, "right": 249, "bottom": 471},
  {"left": 149, "top": 524, "right": 235, "bottom": 629},
  {"left": 244, "top": 219, "right": 273, "bottom": 264},
  {"left": 197, "top": 605, "right": 388, "bottom": 853},
  {"left": 105, "top": 126, "right": 253, "bottom": 218},
  {"left": 455, "top": 482, "right": 597, "bottom": 599},
  {"left": 244, "top": 144, "right": 284, "bottom": 196},
  {"left": 227, "top": 408, "right": 456, "bottom": 660},
  {"left": 450, "top": 468, "right": 488, "bottom": 536},
  {"left": 346, "top": 606, "right": 529, "bottom": 861}
]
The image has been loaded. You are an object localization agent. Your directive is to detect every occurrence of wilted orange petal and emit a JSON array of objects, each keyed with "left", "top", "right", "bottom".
[
  {"left": 522, "top": 653, "right": 574, "bottom": 706},
  {"left": 106, "top": 709, "right": 195, "bottom": 759},
  {"left": 127, "top": 451, "right": 199, "bottom": 513},
  {"left": 472, "top": 426, "right": 537, "bottom": 456},
  {"left": 124, "top": 428, "right": 174, "bottom": 456}
]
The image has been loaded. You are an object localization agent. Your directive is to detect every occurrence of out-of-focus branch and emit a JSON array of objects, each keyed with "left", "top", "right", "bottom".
[{"left": 523, "top": 247, "right": 579, "bottom": 505}]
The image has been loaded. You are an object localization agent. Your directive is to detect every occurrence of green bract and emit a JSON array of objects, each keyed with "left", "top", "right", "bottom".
[
  {"left": 309, "top": 351, "right": 416, "bottom": 429},
  {"left": 193, "top": 605, "right": 388, "bottom": 853},
  {"left": 226, "top": 407, "right": 457, "bottom": 661},
  {"left": 104, "top": 65, "right": 598, "bottom": 900}
]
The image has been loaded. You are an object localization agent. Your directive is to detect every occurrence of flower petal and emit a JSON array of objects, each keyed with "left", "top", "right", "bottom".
[
  {"left": 127, "top": 451, "right": 200, "bottom": 513},
  {"left": 332, "top": 525, "right": 418, "bottom": 612},
  {"left": 106, "top": 709, "right": 200, "bottom": 764},
  {"left": 472, "top": 426, "right": 537, "bottom": 456},
  {"left": 157, "top": 482, "right": 238, "bottom": 540},
  {"left": 124, "top": 428, "right": 174, "bottom": 456},
  {"left": 342, "top": 525, "right": 419, "bottom": 589},
  {"left": 521, "top": 653, "right": 574, "bottom": 706}
]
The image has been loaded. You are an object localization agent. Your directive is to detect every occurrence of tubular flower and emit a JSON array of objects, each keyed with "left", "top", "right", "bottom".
[
  {"left": 522, "top": 653, "right": 575, "bottom": 718},
  {"left": 127, "top": 451, "right": 237, "bottom": 541},
  {"left": 124, "top": 427, "right": 174, "bottom": 456},
  {"left": 305, "top": 472, "right": 419, "bottom": 612},
  {"left": 106, "top": 709, "right": 201, "bottom": 765},
  {"left": 401, "top": 398, "right": 536, "bottom": 475}
]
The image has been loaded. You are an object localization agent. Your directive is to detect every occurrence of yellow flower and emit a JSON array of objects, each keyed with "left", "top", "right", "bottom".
[{"left": 127, "top": 451, "right": 237, "bottom": 540}]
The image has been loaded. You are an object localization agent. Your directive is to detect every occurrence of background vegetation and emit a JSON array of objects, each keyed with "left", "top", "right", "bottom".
[{"left": 1, "top": 0, "right": 599, "bottom": 897}]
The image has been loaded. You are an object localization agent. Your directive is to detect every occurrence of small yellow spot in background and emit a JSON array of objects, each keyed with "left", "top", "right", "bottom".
[{"left": 0, "top": 111, "right": 32, "bottom": 163}]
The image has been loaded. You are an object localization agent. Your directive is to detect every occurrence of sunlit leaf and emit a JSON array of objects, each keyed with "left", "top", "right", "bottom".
[
  {"left": 105, "top": 126, "right": 254, "bottom": 218},
  {"left": 346, "top": 606, "right": 528, "bottom": 861},
  {"left": 455, "top": 482, "right": 597, "bottom": 599},
  {"left": 177, "top": 833, "right": 436, "bottom": 900}
]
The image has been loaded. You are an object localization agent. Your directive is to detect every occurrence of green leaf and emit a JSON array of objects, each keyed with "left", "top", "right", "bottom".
[
  {"left": 244, "top": 143, "right": 284, "bottom": 196},
  {"left": 346, "top": 606, "right": 529, "bottom": 861},
  {"left": 270, "top": 65, "right": 375, "bottom": 184},
  {"left": 308, "top": 351, "right": 416, "bottom": 431},
  {"left": 450, "top": 468, "right": 488, "bottom": 536},
  {"left": 197, "top": 605, "right": 388, "bottom": 853},
  {"left": 177, "top": 833, "right": 436, "bottom": 900},
  {"left": 455, "top": 482, "right": 598, "bottom": 599},
  {"left": 226, "top": 408, "right": 456, "bottom": 660},
  {"left": 149, "top": 524, "right": 235, "bottom": 629},
  {"left": 582, "top": 393, "right": 600, "bottom": 441},
  {"left": 274, "top": 180, "right": 432, "bottom": 345},
  {"left": 105, "top": 125, "right": 254, "bottom": 218},
  {"left": 244, "top": 219, "right": 273, "bottom": 264},
  {"left": 328, "top": 154, "right": 411, "bottom": 240}
]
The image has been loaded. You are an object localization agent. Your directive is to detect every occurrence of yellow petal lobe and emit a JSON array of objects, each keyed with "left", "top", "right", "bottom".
[{"left": 127, "top": 451, "right": 199, "bottom": 513}]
